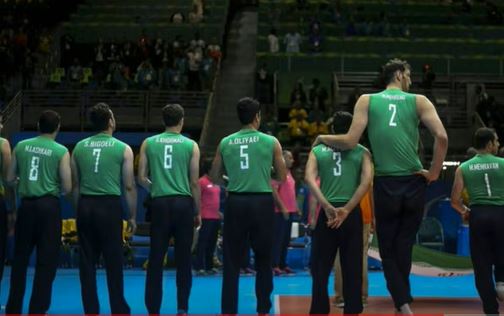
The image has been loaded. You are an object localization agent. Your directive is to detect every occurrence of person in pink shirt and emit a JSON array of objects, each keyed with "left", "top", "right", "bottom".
[
  {"left": 194, "top": 159, "right": 222, "bottom": 275},
  {"left": 272, "top": 150, "right": 299, "bottom": 275}
]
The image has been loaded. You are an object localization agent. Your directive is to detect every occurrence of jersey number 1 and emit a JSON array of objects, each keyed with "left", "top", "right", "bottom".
[{"left": 484, "top": 173, "right": 492, "bottom": 197}]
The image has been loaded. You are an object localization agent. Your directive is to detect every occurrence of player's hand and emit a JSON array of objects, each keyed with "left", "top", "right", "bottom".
[
  {"left": 127, "top": 218, "right": 137, "bottom": 235},
  {"left": 322, "top": 203, "right": 337, "bottom": 224},
  {"left": 461, "top": 206, "right": 470, "bottom": 222},
  {"left": 194, "top": 214, "right": 202, "bottom": 230},
  {"left": 328, "top": 207, "right": 350, "bottom": 229},
  {"left": 415, "top": 169, "right": 438, "bottom": 184},
  {"left": 281, "top": 208, "right": 290, "bottom": 220},
  {"left": 309, "top": 219, "right": 317, "bottom": 231}
]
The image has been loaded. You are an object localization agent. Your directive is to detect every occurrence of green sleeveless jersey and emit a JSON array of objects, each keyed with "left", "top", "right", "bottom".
[
  {"left": 459, "top": 154, "right": 504, "bottom": 206},
  {"left": 146, "top": 132, "right": 195, "bottom": 198},
  {"left": 220, "top": 129, "right": 276, "bottom": 193},
  {"left": 368, "top": 89, "right": 423, "bottom": 176},
  {"left": 312, "top": 144, "right": 366, "bottom": 203},
  {"left": 0, "top": 138, "right": 5, "bottom": 195},
  {"left": 15, "top": 136, "right": 68, "bottom": 198},
  {"left": 73, "top": 133, "right": 127, "bottom": 196}
]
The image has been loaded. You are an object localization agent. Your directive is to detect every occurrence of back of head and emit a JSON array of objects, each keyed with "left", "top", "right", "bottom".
[
  {"left": 331, "top": 111, "right": 353, "bottom": 135},
  {"left": 474, "top": 127, "right": 496, "bottom": 150},
  {"left": 236, "top": 97, "right": 261, "bottom": 125},
  {"left": 382, "top": 58, "right": 410, "bottom": 86},
  {"left": 162, "top": 104, "right": 184, "bottom": 127},
  {"left": 89, "top": 102, "right": 112, "bottom": 132},
  {"left": 38, "top": 110, "right": 61, "bottom": 134}
]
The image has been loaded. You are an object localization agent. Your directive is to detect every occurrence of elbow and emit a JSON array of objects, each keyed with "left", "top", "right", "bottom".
[{"left": 436, "top": 131, "right": 449, "bottom": 146}]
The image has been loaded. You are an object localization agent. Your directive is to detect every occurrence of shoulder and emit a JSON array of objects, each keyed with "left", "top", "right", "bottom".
[{"left": 53, "top": 141, "right": 69, "bottom": 154}]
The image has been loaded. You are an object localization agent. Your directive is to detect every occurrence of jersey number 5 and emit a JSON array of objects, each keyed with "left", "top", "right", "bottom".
[{"left": 240, "top": 145, "right": 249, "bottom": 170}]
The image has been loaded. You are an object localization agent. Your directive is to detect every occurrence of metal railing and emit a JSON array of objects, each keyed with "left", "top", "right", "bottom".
[{"left": 13, "top": 89, "right": 210, "bottom": 132}]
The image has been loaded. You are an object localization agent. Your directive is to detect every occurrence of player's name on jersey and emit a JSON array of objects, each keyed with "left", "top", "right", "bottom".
[
  {"left": 321, "top": 145, "right": 337, "bottom": 152},
  {"left": 25, "top": 145, "right": 53, "bottom": 156},
  {"left": 83, "top": 140, "right": 115, "bottom": 148},
  {"left": 469, "top": 162, "right": 499, "bottom": 171},
  {"left": 228, "top": 136, "right": 259, "bottom": 145},
  {"left": 381, "top": 94, "right": 406, "bottom": 101},
  {"left": 155, "top": 137, "right": 184, "bottom": 144}
]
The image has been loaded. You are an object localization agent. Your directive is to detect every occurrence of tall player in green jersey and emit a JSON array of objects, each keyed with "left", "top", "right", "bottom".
[
  {"left": 305, "top": 111, "right": 373, "bottom": 314},
  {"left": 71, "top": 103, "right": 137, "bottom": 314},
  {"left": 315, "top": 59, "right": 448, "bottom": 314},
  {"left": 0, "top": 114, "right": 13, "bottom": 303},
  {"left": 6, "top": 110, "right": 71, "bottom": 314},
  {"left": 451, "top": 128, "right": 504, "bottom": 314},
  {"left": 210, "top": 97, "right": 287, "bottom": 314},
  {"left": 138, "top": 104, "right": 201, "bottom": 314}
]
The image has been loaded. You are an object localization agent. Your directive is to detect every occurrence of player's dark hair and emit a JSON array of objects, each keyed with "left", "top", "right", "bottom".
[
  {"left": 474, "top": 127, "right": 497, "bottom": 150},
  {"left": 162, "top": 104, "right": 184, "bottom": 127},
  {"left": 331, "top": 111, "right": 353, "bottom": 134},
  {"left": 38, "top": 110, "right": 61, "bottom": 134},
  {"left": 382, "top": 58, "right": 411, "bottom": 85},
  {"left": 89, "top": 103, "right": 112, "bottom": 132},
  {"left": 236, "top": 97, "right": 261, "bottom": 125}
]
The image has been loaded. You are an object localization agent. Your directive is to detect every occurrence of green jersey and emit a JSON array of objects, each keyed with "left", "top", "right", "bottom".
[
  {"left": 73, "top": 133, "right": 127, "bottom": 196},
  {"left": 368, "top": 89, "right": 423, "bottom": 176},
  {"left": 220, "top": 129, "right": 276, "bottom": 193},
  {"left": 312, "top": 144, "right": 366, "bottom": 203},
  {"left": 459, "top": 154, "right": 504, "bottom": 206},
  {"left": 15, "top": 136, "right": 68, "bottom": 198},
  {"left": 145, "top": 132, "right": 195, "bottom": 198}
]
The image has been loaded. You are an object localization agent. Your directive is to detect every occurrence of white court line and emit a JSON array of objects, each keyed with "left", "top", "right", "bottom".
[{"left": 274, "top": 294, "right": 280, "bottom": 314}]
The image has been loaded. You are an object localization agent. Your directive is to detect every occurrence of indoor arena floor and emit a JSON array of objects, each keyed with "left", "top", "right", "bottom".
[{"left": 0, "top": 268, "right": 492, "bottom": 314}]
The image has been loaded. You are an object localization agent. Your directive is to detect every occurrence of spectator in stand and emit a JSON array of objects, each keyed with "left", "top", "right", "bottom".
[
  {"left": 308, "top": 78, "right": 329, "bottom": 112},
  {"left": 271, "top": 150, "right": 299, "bottom": 276},
  {"left": 288, "top": 110, "right": 310, "bottom": 143},
  {"left": 122, "top": 41, "right": 139, "bottom": 72},
  {"left": 308, "top": 98, "right": 325, "bottom": 123},
  {"left": 268, "top": 28, "right": 279, "bottom": 54},
  {"left": 290, "top": 80, "right": 308, "bottom": 106},
  {"left": 284, "top": 30, "right": 302, "bottom": 53},
  {"left": 190, "top": 32, "right": 206, "bottom": 56},
  {"left": 68, "top": 58, "right": 83, "bottom": 88},
  {"left": 60, "top": 33, "right": 74, "bottom": 69},
  {"left": 159, "top": 60, "right": 183, "bottom": 90},
  {"left": 207, "top": 38, "right": 222, "bottom": 62},
  {"left": 136, "top": 60, "right": 156, "bottom": 90},
  {"left": 94, "top": 38, "right": 106, "bottom": 82},
  {"left": 255, "top": 64, "right": 274, "bottom": 109},
  {"left": 308, "top": 27, "right": 323, "bottom": 53},
  {"left": 189, "top": 4, "right": 204, "bottom": 24},
  {"left": 152, "top": 38, "right": 164, "bottom": 69},
  {"left": 171, "top": 12, "right": 185, "bottom": 24},
  {"left": 200, "top": 51, "right": 214, "bottom": 90},
  {"left": 308, "top": 117, "right": 329, "bottom": 142},
  {"left": 194, "top": 159, "right": 222, "bottom": 275},
  {"left": 289, "top": 100, "right": 308, "bottom": 121},
  {"left": 187, "top": 48, "right": 202, "bottom": 91}
]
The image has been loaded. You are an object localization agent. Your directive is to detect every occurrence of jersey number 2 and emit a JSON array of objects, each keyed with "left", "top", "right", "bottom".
[{"left": 389, "top": 103, "right": 397, "bottom": 127}]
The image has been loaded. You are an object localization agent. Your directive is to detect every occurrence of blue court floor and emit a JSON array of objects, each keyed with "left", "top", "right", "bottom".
[{"left": 0, "top": 268, "right": 478, "bottom": 314}]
